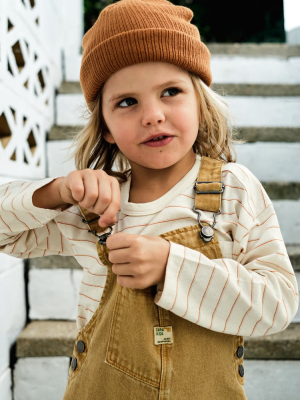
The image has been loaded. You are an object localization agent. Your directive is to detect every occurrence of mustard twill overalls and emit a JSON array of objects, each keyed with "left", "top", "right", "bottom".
[{"left": 63, "top": 156, "right": 247, "bottom": 400}]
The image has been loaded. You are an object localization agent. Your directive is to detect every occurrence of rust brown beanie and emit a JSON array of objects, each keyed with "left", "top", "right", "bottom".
[{"left": 80, "top": 0, "right": 212, "bottom": 110}]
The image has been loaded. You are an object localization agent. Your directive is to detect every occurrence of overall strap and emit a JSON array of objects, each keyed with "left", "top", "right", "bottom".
[
  {"left": 78, "top": 207, "right": 112, "bottom": 245},
  {"left": 194, "top": 156, "right": 224, "bottom": 212},
  {"left": 193, "top": 156, "right": 225, "bottom": 242}
]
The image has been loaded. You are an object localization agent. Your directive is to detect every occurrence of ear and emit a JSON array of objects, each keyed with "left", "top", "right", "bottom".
[{"left": 103, "top": 131, "right": 116, "bottom": 144}]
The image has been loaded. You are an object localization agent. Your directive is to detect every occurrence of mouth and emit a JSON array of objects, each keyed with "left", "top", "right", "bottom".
[
  {"left": 142, "top": 135, "right": 175, "bottom": 147},
  {"left": 143, "top": 135, "right": 173, "bottom": 143}
]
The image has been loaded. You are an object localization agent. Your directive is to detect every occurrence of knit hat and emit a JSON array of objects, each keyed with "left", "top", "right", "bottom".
[{"left": 80, "top": 0, "right": 212, "bottom": 110}]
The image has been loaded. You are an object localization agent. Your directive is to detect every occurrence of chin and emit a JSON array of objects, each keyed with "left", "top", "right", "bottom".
[{"left": 145, "top": 158, "right": 179, "bottom": 170}]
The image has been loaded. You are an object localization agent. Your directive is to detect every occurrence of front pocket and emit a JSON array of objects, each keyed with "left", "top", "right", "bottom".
[{"left": 105, "top": 285, "right": 162, "bottom": 388}]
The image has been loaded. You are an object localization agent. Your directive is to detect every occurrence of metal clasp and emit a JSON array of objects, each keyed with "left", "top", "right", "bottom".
[
  {"left": 82, "top": 215, "right": 113, "bottom": 245},
  {"left": 82, "top": 216, "right": 100, "bottom": 224},
  {"left": 88, "top": 226, "right": 113, "bottom": 246},
  {"left": 192, "top": 205, "right": 221, "bottom": 243},
  {"left": 194, "top": 181, "right": 225, "bottom": 195}
]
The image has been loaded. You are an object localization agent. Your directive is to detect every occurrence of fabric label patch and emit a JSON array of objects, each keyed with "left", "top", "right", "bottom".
[{"left": 154, "top": 326, "right": 173, "bottom": 345}]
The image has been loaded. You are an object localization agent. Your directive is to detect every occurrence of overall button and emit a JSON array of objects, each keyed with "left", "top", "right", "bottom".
[
  {"left": 238, "top": 364, "right": 244, "bottom": 377},
  {"left": 72, "top": 357, "right": 77, "bottom": 371},
  {"left": 77, "top": 340, "right": 85, "bottom": 353},
  {"left": 237, "top": 345, "right": 244, "bottom": 358}
]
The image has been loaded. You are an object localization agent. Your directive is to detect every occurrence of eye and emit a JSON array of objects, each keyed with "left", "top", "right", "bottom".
[
  {"left": 163, "top": 87, "right": 182, "bottom": 97},
  {"left": 117, "top": 97, "right": 136, "bottom": 108},
  {"left": 116, "top": 87, "right": 182, "bottom": 108}
]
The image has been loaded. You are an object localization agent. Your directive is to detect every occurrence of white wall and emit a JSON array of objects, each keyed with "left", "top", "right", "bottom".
[{"left": 284, "top": 0, "right": 300, "bottom": 43}]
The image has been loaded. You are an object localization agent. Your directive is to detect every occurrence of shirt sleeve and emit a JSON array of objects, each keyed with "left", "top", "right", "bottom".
[
  {"left": 0, "top": 179, "right": 74, "bottom": 258},
  {"left": 154, "top": 167, "right": 299, "bottom": 338}
]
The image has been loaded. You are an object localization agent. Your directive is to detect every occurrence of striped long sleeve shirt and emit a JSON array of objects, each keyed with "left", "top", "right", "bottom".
[{"left": 0, "top": 155, "right": 298, "bottom": 336}]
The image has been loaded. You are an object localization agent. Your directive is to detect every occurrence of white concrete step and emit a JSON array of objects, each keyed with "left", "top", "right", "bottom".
[
  {"left": 244, "top": 360, "right": 300, "bottom": 400},
  {"left": 55, "top": 93, "right": 300, "bottom": 127},
  {"left": 46, "top": 140, "right": 76, "bottom": 177},
  {"left": 235, "top": 142, "right": 300, "bottom": 182},
  {"left": 28, "top": 267, "right": 83, "bottom": 320},
  {"left": 0, "top": 368, "right": 12, "bottom": 400},
  {"left": 14, "top": 357, "right": 69, "bottom": 400},
  {"left": 211, "top": 56, "right": 300, "bottom": 85},
  {"left": 273, "top": 201, "right": 300, "bottom": 245},
  {"left": 226, "top": 96, "right": 300, "bottom": 127},
  {"left": 0, "top": 260, "right": 26, "bottom": 376}
]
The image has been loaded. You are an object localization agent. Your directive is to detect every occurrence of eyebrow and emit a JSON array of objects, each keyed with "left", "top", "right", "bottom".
[{"left": 108, "top": 79, "right": 188, "bottom": 103}]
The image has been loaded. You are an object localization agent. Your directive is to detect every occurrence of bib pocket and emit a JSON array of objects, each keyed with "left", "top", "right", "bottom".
[{"left": 105, "top": 284, "right": 162, "bottom": 388}]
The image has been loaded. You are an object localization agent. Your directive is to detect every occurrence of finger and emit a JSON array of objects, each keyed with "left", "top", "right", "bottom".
[
  {"left": 108, "top": 248, "right": 130, "bottom": 264},
  {"left": 78, "top": 171, "right": 99, "bottom": 210},
  {"left": 67, "top": 172, "right": 85, "bottom": 203},
  {"left": 106, "top": 232, "right": 132, "bottom": 250},
  {"left": 99, "top": 178, "right": 121, "bottom": 227},
  {"left": 112, "top": 263, "right": 132, "bottom": 277},
  {"left": 91, "top": 174, "right": 112, "bottom": 216}
]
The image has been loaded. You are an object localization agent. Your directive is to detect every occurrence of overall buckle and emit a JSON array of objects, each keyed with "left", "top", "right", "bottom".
[
  {"left": 82, "top": 215, "right": 113, "bottom": 245},
  {"left": 193, "top": 181, "right": 225, "bottom": 195},
  {"left": 87, "top": 226, "right": 113, "bottom": 246},
  {"left": 193, "top": 180, "right": 224, "bottom": 243}
]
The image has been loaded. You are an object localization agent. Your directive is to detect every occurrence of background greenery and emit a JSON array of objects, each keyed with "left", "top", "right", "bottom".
[{"left": 84, "top": 0, "right": 285, "bottom": 42}]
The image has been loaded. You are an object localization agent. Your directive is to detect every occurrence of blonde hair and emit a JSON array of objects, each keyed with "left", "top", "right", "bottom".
[{"left": 67, "top": 72, "right": 241, "bottom": 184}]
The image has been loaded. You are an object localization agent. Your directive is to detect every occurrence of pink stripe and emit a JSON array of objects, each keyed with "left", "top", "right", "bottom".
[
  {"left": 181, "top": 252, "right": 201, "bottom": 318},
  {"left": 169, "top": 247, "right": 186, "bottom": 311},
  {"left": 236, "top": 277, "right": 253, "bottom": 335}
]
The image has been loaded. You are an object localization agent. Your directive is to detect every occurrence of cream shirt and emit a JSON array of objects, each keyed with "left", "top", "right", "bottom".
[{"left": 0, "top": 155, "right": 298, "bottom": 336}]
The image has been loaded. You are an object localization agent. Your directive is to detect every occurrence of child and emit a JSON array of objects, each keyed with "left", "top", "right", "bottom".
[{"left": 0, "top": 0, "right": 298, "bottom": 399}]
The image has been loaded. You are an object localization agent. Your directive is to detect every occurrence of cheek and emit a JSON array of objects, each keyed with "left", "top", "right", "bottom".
[
  {"left": 110, "top": 128, "right": 133, "bottom": 153},
  {"left": 175, "top": 103, "right": 199, "bottom": 128}
]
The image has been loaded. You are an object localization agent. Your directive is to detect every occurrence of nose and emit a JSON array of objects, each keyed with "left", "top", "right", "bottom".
[{"left": 141, "top": 102, "right": 166, "bottom": 126}]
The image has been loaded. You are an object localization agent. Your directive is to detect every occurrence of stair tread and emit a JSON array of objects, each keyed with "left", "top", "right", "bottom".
[
  {"left": 207, "top": 43, "right": 300, "bottom": 57},
  {"left": 29, "top": 254, "right": 82, "bottom": 269},
  {"left": 17, "top": 320, "right": 77, "bottom": 357},
  {"left": 212, "top": 84, "right": 300, "bottom": 96},
  {"left": 57, "top": 82, "right": 300, "bottom": 96},
  {"left": 236, "top": 127, "right": 300, "bottom": 143},
  {"left": 16, "top": 320, "right": 300, "bottom": 359}
]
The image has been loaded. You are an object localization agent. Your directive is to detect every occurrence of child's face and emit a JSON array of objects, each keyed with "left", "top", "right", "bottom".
[{"left": 101, "top": 61, "right": 200, "bottom": 172}]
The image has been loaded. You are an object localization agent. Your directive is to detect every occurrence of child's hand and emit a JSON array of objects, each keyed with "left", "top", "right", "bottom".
[
  {"left": 106, "top": 233, "right": 170, "bottom": 289},
  {"left": 58, "top": 170, "right": 121, "bottom": 227}
]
